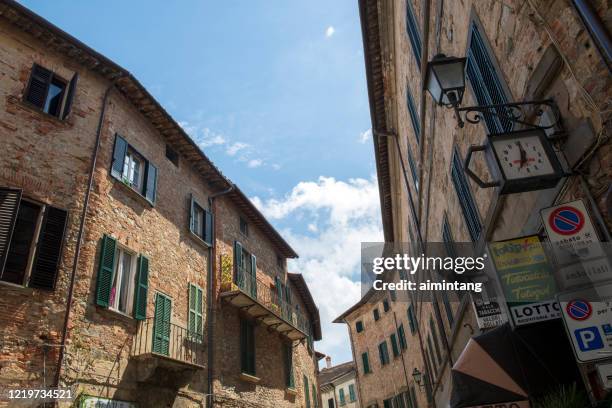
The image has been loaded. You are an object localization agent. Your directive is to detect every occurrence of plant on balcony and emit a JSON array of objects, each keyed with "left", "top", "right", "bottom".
[
  {"left": 220, "top": 254, "right": 237, "bottom": 291},
  {"left": 270, "top": 303, "right": 280, "bottom": 314}
]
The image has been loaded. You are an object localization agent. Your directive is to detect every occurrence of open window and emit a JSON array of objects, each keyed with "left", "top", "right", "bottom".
[
  {"left": 24, "top": 64, "right": 78, "bottom": 120},
  {"left": 0, "top": 188, "right": 68, "bottom": 290},
  {"left": 189, "top": 195, "right": 213, "bottom": 246},
  {"left": 110, "top": 134, "right": 158, "bottom": 204}
]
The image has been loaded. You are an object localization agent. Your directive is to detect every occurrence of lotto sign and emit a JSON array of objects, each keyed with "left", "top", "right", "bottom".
[
  {"left": 541, "top": 200, "right": 611, "bottom": 289},
  {"left": 558, "top": 282, "right": 612, "bottom": 363}
]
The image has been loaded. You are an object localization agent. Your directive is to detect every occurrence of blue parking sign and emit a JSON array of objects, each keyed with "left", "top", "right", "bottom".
[{"left": 575, "top": 327, "right": 604, "bottom": 352}]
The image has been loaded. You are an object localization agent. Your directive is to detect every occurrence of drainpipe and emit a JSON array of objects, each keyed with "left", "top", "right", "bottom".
[
  {"left": 54, "top": 76, "right": 122, "bottom": 388},
  {"left": 206, "top": 184, "right": 234, "bottom": 407}
]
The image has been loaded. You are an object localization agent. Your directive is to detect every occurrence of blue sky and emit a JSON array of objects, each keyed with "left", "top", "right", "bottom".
[{"left": 22, "top": 0, "right": 383, "bottom": 365}]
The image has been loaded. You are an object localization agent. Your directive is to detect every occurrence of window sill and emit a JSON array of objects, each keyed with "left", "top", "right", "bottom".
[
  {"left": 8, "top": 96, "right": 71, "bottom": 126},
  {"left": 285, "top": 387, "right": 297, "bottom": 396},
  {"left": 0, "top": 280, "right": 33, "bottom": 292},
  {"left": 97, "top": 305, "right": 137, "bottom": 324},
  {"left": 240, "top": 372, "right": 260, "bottom": 384},
  {"left": 111, "top": 175, "right": 154, "bottom": 208},
  {"left": 188, "top": 231, "right": 212, "bottom": 249}
]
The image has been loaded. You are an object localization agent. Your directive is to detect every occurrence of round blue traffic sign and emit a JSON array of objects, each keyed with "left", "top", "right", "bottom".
[{"left": 566, "top": 299, "right": 592, "bottom": 321}]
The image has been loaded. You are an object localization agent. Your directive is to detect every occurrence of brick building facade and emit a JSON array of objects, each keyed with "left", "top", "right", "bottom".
[
  {"left": 337, "top": 0, "right": 611, "bottom": 407},
  {"left": 0, "top": 1, "right": 322, "bottom": 406}
]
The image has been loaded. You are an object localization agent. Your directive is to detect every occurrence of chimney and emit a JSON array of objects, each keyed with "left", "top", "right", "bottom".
[{"left": 325, "top": 356, "right": 332, "bottom": 369}]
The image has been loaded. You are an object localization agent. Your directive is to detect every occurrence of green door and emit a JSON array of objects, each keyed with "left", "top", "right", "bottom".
[{"left": 152, "top": 292, "right": 171, "bottom": 356}]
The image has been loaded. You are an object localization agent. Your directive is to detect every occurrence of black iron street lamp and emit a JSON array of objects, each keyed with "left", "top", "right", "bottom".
[
  {"left": 425, "top": 54, "right": 467, "bottom": 108},
  {"left": 424, "top": 54, "right": 569, "bottom": 194}
]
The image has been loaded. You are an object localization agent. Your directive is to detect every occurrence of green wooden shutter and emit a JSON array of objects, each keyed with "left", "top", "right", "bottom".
[
  {"left": 234, "top": 241, "right": 243, "bottom": 287},
  {"left": 312, "top": 384, "right": 317, "bottom": 408},
  {"left": 390, "top": 333, "right": 400, "bottom": 357},
  {"left": 144, "top": 162, "right": 157, "bottom": 203},
  {"left": 111, "top": 135, "right": 127, "bottom": 179},
  {"left": 204, "top": 209, "right": 213, "bottom": 246},
  {"left": 189, "top": 194, "right": 195, "bottom": 233},
  {"left": 189, "top": 283, "right": 203, "bottom": 343},
  {"left": 284, "top": 342, "right": 295, "bottom": 388},
  {"left": 349, "top": 384, "right": 356, "bottom": 401},
  {"left": 362, "top": 352, "right": 370, "bottom": 373},
  {"left": 250, "top": 253, "right": 257, "bottom": 299},
  {"left": 132, "top": 255, "right": 149, "bottom": 320},
  {"left": 304, "top": 375, "right": 310, "bottom": 408},
  {"left": 95, "top": 234, "right": 117, "bottom": 307},
  {"left": 153, "top": 293, "right": 171, "bottom": 355},
  {"left": 339, "top": 388, "right": 346, "bottom": 404}
]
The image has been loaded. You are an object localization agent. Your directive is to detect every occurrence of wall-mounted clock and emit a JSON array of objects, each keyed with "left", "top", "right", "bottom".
[{"left": 465, "top": 128, "right": 566, "bottom": 195}]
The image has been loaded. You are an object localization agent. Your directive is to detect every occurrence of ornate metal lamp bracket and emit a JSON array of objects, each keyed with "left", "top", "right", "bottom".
[{"left": 453, "top": 99, "right": 564, "bottom": 136}]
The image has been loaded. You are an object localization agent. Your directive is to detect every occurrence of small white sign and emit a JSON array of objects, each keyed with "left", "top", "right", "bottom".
[
  {"left": 81, "top": 396, "right": 136, "bottom": 408},
  {"left": 509, "top": 300, "right": 561, "bottom": 326},
  {"left": 596, "top": 362, "right": 612, "bottom": 390},
  {"left": 472, "top": 296, "right": 507, "bottom": 329},
  {"left": 541, "top": 199, "right": 611, "bottom": 289},
  {"left": 558, "top": 282, "right": 612, "bottom": 363}
]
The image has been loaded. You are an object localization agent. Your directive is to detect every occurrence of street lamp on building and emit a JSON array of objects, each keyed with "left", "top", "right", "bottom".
[{"left": 424, "top": 53, "right": 568, "bottom": 194}]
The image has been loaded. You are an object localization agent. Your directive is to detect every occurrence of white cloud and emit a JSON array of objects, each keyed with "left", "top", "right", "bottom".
[
  {"left": 325, "top": 26, "right": 335, "bottom": 38},
  {"left": 247, "top": 159, "right": 263, "bottom": 168},
  {"left": 358, "top": 128, "right": 372, "bottom": 144},
  {"left": 226, "top": 142, "right": 248, "bottom": 156},
  {"left": 271, "top": 164, "right": 281, "bottom": 171},
  {"left": 252, "top": 176, "right": 383, "bottom": 364}
]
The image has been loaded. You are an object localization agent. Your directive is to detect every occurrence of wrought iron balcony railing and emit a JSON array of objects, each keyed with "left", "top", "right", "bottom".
[
  {"left": 221, "top": 266, "right": 312, "bottom": 339},
  {"left": 131, "top": 317, "right": 204, "bottom": 368}
]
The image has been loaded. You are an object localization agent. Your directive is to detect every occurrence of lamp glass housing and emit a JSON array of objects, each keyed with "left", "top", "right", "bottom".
[{"left": 425, "top": 54, "right": 467, "bottom": 107}]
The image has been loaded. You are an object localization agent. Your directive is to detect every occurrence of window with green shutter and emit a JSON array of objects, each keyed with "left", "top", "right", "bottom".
[
  {"left": 189, "top": 195, "right": 213, "bottom": 246},
  {"left": 240, "top": 318, "right": 256, "bottom": 375},
  {"left": 339, "top": 388, "right": 346, "bottom": 405},
  {"left": 349, "top": 384, "right": 356, "bottom": 402},
  {"left": 362, "top": 352, "right": 371, "bottom": 374},
  {"left": 312, "top": 383, "right": 318, "bottom": 408},
  {"left": 304, "top": 375, "right": 311, "bottom": 408},
  {"left": 398, "top": 324, "right": 408, "bottom": 350},
  {"left": 378, "top": 341, "right": 390, "bottom": 365},
  {"left": 390, "top": 333, "right": 400, "bottom": 357},
  {"left": 408, "top": 304, "right": 417, "bottom": 334},
  {"left": 188, "top": 283, "right": 203, "bottom": 343},
  {"left": 110, "top": 134, "right": 158, "bottom": 205},
  {"left": 96, "top": 234, "right": 117, "bottom": 307},
  {"left": 284, "top": 342, "right": 295, "bottom": 388},
  {"left": 133, "top": 255, "right": 149, "bottom": 320},
  {"left": 152, "top": 292, "right": 171, "bottom": 356}
]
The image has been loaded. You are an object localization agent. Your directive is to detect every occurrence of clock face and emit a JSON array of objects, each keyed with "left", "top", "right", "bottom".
[{"left": 492, "top": 134, "right": 555, "bottom": 180}]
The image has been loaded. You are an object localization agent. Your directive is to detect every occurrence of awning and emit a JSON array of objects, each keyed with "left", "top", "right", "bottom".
[{"left": 451, "top": 323, "right": 530, "bottom": 408}]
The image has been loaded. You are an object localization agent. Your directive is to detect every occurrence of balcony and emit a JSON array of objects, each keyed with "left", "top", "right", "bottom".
[
  {"left": 220, "top": 267, "right": 311, "bottom": 341},
  {"left": 131, "top": 317, "right": 205, "bottom": 376}
]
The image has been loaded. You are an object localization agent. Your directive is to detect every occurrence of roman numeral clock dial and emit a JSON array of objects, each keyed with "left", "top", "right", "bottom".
[{"left": 492, "top": 134, "right": 555, "bottom": 180}]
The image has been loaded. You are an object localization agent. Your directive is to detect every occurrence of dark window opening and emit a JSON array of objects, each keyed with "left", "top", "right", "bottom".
[
  {"left": 240, "top": 318, "right": 256, "bottom": 375},
  {"left": 373, "top": 308, "right": 380, "bottom": 321},
  {"left": 165, "top": 145, "right": 180, "bottom": 167},
  {"left": 383, "top": 298, "right": 390, "bottom": 312},
  {"left": 240, "top": 216, "right": 249, "bottom": 236},
  {"left": 24, "top": 64, "right": 77, "bottom": 120},
  {"left": 356, "top": 320, "right": 364, "bottom": 333}
]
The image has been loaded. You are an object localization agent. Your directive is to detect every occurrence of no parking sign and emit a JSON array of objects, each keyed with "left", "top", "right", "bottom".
[{"left": 541, "top": 199, "right": 611, "bottom": 289}]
